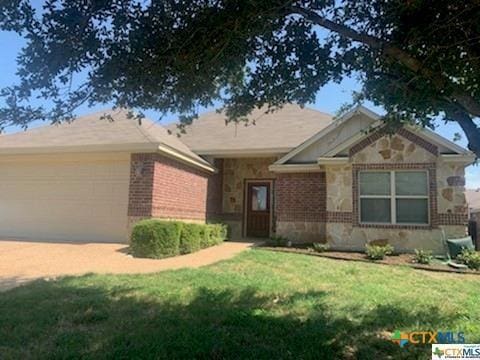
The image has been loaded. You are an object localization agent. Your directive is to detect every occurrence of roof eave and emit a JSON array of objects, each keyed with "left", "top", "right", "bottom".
[
  {"left": 269, "top": 163, "right": 323, "bottom": 173},
  {"left": 157, "top": 144, "right": 217, "bottom": 173},
  {"left": 317, "top": 157, "right": 349, "bottom": 165},
  {"left": 407, "top": 125, "right": 470, "bottom": 154},
  {"left": 0, "top": 142, "right": 159, "bottom": 155},
  {"left": 193, "top": 147, "right": 292, "bottom": 158},
  {"left": 440, "top": 153, "right": 476, "bottom": 165}
]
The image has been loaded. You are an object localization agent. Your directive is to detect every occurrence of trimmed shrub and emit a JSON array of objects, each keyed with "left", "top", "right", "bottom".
[
  {"left": 365, "top": 244, "right": 394, "bottom": 260},
  {"left": 457, "top": 249, "right": 480, "bottom": 270},
  {"left": 130, "top": 220, "right": 182, "bottom": 259},
  {"left": 266, "top": 235, "right": 289, "bottom": 247},
  {"left": 208, "top": 223, "right": 228, "bottom": 245},
  {"left": 200, "top": 223, "right": 228, "bottom": 248},
  {"left": 179, "top": 223, "right": 202, "bottom": 254},
  {"left": 131, "top": 220, "right": 227, "bottom": 258},
  {"left": 199, "top": 226, "right": 210, "bottom": 249},
  {"left": 313, "top": 243, "right": 330, "bottom": 253},
  {"left": 413, "top": 249, "right": 433, "bottom": 265}
]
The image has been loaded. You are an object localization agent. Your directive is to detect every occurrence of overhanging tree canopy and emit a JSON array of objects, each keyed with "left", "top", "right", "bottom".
[{"left": 1, "top": 0, "right": 480, "bottom": 156}]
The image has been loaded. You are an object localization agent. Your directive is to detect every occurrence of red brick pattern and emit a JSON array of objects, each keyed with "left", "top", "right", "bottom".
[
  {"left": 437, "top": 213, "right": 468, "bottom": 225},
  {"left": 352, "top": 163, "right": 438, "bottom": 229},
  {"left": 152, "top": 155, "right": 209, "bottom": 220},
  {"left": 128, "top": 153, "right": 155, "bottom": 217},
  {"left": 349, "top": 127, "right": 439, "bottom": 157},
  {"left": 397, "top": 128, "right": 439, "bottom": 156},
  {"left": 275, "top": 173, "right": 326, "bottom": 222},
  {"left": 326, "top": 211, "right": 353, "bottom": 223},
  {"left": 349, "top": 130, "right": 385, "bottom": 157},
  {"left": 128, "top": 153, "right": 217, "bottom": 221}
]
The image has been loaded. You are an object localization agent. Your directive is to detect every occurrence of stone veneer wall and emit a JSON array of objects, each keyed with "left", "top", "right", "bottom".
[
  {"left": 325, "top": 131, "right": 468, "bottom": 253},
  {"left": 221, "top": 157, "right": 277, "bottom": 239},
  {"left": 206, "top": 159, "right": 224, "bottom": 220},
  {"left": 275, "top": 172, "right": 326, "bottom": 243}
]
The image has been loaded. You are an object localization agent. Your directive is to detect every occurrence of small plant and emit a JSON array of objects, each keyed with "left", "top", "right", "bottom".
[
  {"left": 266, "top": 235, "right": 289, "bottom": 247},
  {"left": 457, "top": 249, "right": 480, "bottom": 270},
  {"left": 413, "top": 249, "right": 433, "bottom": 265},
  {"left": 365, "top": 244, "right": 394, "bottom": 260},
  {"left": 312, "top": 243, "right": 330, "bottom": 253}
]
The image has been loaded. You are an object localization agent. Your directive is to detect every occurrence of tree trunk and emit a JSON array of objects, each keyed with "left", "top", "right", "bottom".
[{"left": 446, "top": 108, "right": 480, "bottom": 158}]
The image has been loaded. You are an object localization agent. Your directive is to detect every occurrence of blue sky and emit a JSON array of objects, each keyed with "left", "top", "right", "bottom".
[{"left": 0, "top": 29, "right": 478, "bottom": 188}]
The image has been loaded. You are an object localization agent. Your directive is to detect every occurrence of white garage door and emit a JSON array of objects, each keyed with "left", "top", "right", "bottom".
[{"left": 0, "top": 153, "right": 130, "bottom": 243}]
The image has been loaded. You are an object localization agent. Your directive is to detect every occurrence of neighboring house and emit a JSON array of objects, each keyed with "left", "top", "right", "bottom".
[
  {"left": 0, "top": 105, "right": 474, "bottom": 253},
  {"left": 466, "top": 189, "right": 480, "bottom": 213},
  {"left": 466, "top": 188, "right": 480, "bottom": 243}
]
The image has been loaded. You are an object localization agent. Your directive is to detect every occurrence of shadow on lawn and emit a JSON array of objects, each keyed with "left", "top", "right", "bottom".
[{"left": 0, "top": 280, "right": 452, "bottom": 359}]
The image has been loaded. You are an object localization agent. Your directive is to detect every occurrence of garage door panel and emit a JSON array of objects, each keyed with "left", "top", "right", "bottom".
[{"left": 0, "top": 157, "right": 130, "bottom": 242}]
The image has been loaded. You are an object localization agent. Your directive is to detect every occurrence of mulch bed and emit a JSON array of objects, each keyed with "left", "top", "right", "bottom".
[{"left": 259, "top": 245, "right": 480, "bottom": 275}]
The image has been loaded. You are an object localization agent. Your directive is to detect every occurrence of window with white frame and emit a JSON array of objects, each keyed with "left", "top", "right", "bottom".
[{"left": 359, "top": 171, "right": 429, "bottom": 224}]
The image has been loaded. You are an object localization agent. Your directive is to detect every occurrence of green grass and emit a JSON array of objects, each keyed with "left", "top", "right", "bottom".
[{"left": 1, "top": 249, "right": 479, "bottom": 359}]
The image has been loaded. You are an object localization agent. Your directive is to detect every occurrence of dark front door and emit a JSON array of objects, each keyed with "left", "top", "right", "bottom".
[{"left": 246, "top": 182, "right": 271, "bottom": 238}]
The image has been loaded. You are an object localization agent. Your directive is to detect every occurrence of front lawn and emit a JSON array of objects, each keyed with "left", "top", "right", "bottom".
[{"left": 0, "top": 249, "right": 479, "bottom": 359}]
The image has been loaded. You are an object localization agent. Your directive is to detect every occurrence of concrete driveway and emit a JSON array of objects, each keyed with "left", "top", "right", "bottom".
[{"left": 0, "top": 239, "right": 254, "bottom": 291}]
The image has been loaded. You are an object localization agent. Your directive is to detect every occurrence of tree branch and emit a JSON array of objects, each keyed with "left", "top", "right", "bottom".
[
  {"left": 290, "top": 6, "right": 480, "bottom": 117},
  {"left": 446, "top": 107, "right": 480, "bottom": 157}
]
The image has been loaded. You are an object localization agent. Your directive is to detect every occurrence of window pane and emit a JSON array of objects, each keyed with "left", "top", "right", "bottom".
[
  {"left": 360, "top": 199, "right": 391, "bottom": 223},
  {"left": 359, "top": 172, "right": 391, "bottom": 195},
  {"left": 396, "top": 199, "right": 429, "bottom": 224},
  {"left": 395, "top": 171, "right": 428, "bottom": 196},
  {"left": 251, "top": 186, "right": 267, "bottom": 211}
]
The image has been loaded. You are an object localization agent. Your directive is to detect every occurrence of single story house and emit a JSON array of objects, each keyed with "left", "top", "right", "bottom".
[{"left": 0, "top": 105, "right": 474, "bottom": 252}]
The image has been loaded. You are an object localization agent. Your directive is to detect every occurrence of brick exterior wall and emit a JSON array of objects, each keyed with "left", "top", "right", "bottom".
[
  {"left": 438, "top": 213, "right": 469, "bottom": 225},
  {"left": 128, "top": 153, "right": 156, "bottom": 217},
  {"left": 275, "top": 173, "right": 326, "bottom": 222},
  {"left": 326, "top": 211, "right": 352, "bottom": 223},
  {"left": 152, "top": 155, "right": 209, "bottom": 220},
  {"left": 128, "top": 153, "right": 219, "bottom": 222}
]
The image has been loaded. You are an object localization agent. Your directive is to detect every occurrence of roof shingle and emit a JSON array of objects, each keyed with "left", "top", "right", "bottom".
[
  {"left": 169, "top": 104, "right": 333, "bottom": 154},
  {"left": 0, "top": 109, "right": 206, "bottom": 164}
]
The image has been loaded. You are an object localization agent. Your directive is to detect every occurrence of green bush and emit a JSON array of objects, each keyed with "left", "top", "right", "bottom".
[
  {"left": 199, "top": 226, "right": 210, "bottom": 249},
  {"left": 130, "top": 220, "right": 182, "bottom": 259},
  {"left": 313, "top": 243, "right": 330, "bottom": 253},
  {"left": 457, "top": 249, "right": 480, "bottom": 270},
  {"left": 208, "top": 223, "right": 228, "bottom": 246},
  {"left": 179, "top": 223, "right": 202, "bottom": 254},
  {"left": 131, "top": 220, "right": 227, "bottom": 259},
  {"left": 200, "top": 223, "right": 228, "bottom": 248},
  {"left": 413, "top": 249, "right": 433, "bottom": 265},
  {"left": 266, "top": 235, "right": 289, "bottom": 247},
  {"left": 365, "top": 244, "right": 394, "bottom": 260}
]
